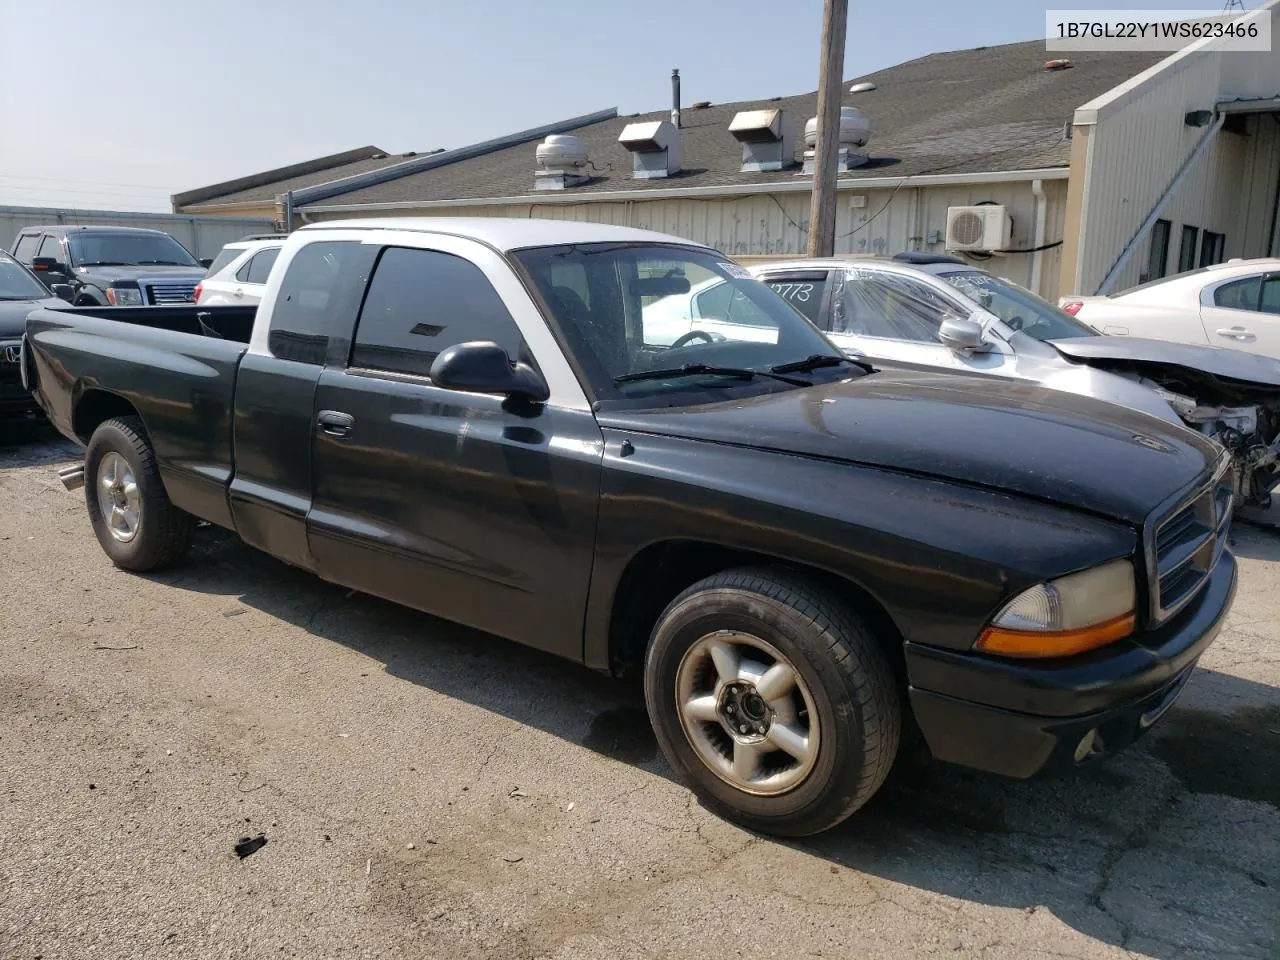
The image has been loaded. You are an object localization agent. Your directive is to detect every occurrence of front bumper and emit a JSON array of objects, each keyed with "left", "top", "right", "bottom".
[{"left": 905, "top": 549, "right": 1237, "bottom": 779}]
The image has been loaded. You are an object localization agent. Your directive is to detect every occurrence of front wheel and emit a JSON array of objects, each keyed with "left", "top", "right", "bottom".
[
  {"left": 84, "top": 416, "right": 194, "bottom": 571},
  {"left": 644, "top": 568, "right": 901, "bottom": 837}
]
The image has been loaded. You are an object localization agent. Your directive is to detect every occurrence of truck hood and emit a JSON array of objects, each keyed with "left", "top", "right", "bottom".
[
  {"left": 75, "top": 265, "right": 205, "bottom": 284},
  {"left": 597, "top": 368, "right": 1220, "bottom": 525},
  {"left": 1049, "top": 335, "right": 1280, "bottom": 387},
  {"left": 0, "top": 297, "right": 64, "bottom": 339}
]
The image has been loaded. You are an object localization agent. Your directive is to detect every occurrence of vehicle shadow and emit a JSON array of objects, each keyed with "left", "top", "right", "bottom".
[
  {"left": 154, "top": 526, "right": 1279, "bottom": 959},
  {"left": 0, "top": 422, "right": 78, "bottom": 468}
]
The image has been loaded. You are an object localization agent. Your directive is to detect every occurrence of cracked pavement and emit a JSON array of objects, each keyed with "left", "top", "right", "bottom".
[{"left": 1, "top": 429, "right": 1277, "bottom": 960}]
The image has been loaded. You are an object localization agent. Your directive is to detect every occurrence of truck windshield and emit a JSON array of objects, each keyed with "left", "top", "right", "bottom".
[
  {"left": 514, "top": 243, "right": 853, "bottom": 402},
  {"left": 67, "top": 233, "right": 200, "bottom": 268},
  {"left": 937, "top": 270, "right": 1098, "bottom": 341},
  {"left": 0, "top": 256, "right": 51, "bottom": 300}
]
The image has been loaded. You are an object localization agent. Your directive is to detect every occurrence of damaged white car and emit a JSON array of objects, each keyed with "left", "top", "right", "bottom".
[{"left": 649, "top": 252, "right": 1280, "bottom": 509}]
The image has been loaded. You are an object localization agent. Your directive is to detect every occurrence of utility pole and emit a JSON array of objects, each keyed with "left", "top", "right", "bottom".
[{"left": 807, "top": 0, "right": 849, "bottom": 257}]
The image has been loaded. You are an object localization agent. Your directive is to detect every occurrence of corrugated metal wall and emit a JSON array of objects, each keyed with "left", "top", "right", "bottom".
[
  {"left": 304, "top": 178, "right": 1071, "bottom": 299},
  {"left": 1068, "top": 1, "right": 1280, "bottom": 295},
  {"left": 0, "top": 205, "right": 273, "bottom": 259}
]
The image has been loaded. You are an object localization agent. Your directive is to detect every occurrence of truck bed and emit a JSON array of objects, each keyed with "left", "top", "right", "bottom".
[
  {"left": 25, "top": 304, "right": 258, "bottom": 528},
  {"left": 47, "top": 304, "right": 258, "bottom": 343}
]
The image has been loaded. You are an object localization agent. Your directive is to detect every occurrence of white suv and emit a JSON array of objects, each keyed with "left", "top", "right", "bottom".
[{"left": 195, "top": 236, "right": 285, "bottom": 306}]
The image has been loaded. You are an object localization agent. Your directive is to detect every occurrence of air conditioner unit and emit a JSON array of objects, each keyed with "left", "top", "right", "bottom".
[{"left": 945, "top": 205, "right": 1012, "bottom": 252}]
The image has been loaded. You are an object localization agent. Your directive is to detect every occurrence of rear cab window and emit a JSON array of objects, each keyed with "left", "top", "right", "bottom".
[
  {"left": 268, "top": 240, "right": 372, "bottom": 364},
  {"left": 12, "top": 234, "right": 39, "bottom": 263}
]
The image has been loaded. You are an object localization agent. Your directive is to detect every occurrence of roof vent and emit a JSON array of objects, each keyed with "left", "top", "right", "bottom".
[
  {"left": 534, "top": 134, "right": 590, "bottom": 190},
  {"left": 729, "top": 108, "right": 795, "bottom": 173},
  {"left": 692, "top": 100, "right": 712, "bottom": 109},
  {"left": 618, "top": 120, "right": 682, "bottom": 179},
  {"left": 849, "top": 82, "right": 876, "bottom": 93},
  {"left": 801, "top": 107, "right": 871, "bottom": 174}
]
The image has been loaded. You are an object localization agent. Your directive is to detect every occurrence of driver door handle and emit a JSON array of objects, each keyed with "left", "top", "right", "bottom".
[
  {"left": 317, "top": 409, "right": 355, "bottom": 437},
  {"left": 1216, "top": 327, "right": 1254, "bottom": 340}
]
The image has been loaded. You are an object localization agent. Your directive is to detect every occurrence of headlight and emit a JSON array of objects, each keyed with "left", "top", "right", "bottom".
[
  {"left": 976, "top": 559, "right": 1136, "bottom": 658},
  {"left": 106, "top": 286, "right": 143, "bottom": 306}
]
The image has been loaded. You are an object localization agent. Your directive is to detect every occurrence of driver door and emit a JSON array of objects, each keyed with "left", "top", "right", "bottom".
[{"left": 819, "top": 267, "right": 1017, "bottom": 377}]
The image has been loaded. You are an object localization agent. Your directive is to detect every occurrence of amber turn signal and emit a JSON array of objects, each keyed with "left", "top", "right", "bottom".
[{"left": 976, "top": 612, "right": 1135, "bottom": 659}]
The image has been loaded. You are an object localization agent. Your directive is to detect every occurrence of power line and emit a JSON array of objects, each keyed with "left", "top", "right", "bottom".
[{"left": 0, "top": 172, "right": 173, "bottom": 191}]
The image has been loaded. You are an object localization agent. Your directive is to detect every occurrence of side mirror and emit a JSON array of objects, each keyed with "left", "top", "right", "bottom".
[
  {"left": 199, "top": 257, "right": 214, "bottom": 269},
  {"left": 31, "top": 256, "right": 64, "bottom": 275},
  {"left": 429, "top": 341, "right": 550, "bottom": 403},
  {"left": 50, "top": 283, "right": 75, "bottom": 302},
  {"left": 939, "top": 315, "right": 986, "bottom": 353}
]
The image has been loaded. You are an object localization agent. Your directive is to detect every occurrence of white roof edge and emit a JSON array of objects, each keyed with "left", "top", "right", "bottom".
[
  {"left": 1074, "top": 0, "right": 1280, "bottom": 125},
  {"left": 299, "top": 167, "right": 1070, "bottom": 214},
  {"left": 292, "top": 216, "right": 713, "bottom": 252}
]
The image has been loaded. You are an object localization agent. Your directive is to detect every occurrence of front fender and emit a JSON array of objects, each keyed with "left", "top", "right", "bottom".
[{"left": 582, "top": 431, "right": 1139, "bottom": 670}]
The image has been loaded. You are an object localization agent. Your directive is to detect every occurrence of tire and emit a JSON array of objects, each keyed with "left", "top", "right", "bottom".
[
  {"left": 644, "top": 567, "right": 901, "bottom": 837},
  {"left": 84, "top": 416, "right": 194, "bottom": 571}
]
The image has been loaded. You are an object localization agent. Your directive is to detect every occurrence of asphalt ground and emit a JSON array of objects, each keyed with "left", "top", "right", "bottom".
[{"left": 1, "top": 424, "right": 1276, "bottom": 960}]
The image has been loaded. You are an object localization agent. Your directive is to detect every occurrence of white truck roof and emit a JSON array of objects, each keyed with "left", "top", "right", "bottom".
[{"left": 297, "top": 217, "right": 710, "bottom": 254}]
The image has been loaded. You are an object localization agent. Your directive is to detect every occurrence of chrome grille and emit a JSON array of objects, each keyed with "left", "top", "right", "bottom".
[
  {"left": 1150, "top": 461, "right": 1233, "bottom": 624},
  {"left": 146, "top": 282, "right": 197, "bottom": 305}
]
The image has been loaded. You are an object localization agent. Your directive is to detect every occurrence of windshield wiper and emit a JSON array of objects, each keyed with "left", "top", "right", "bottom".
[
  {"left": 77, "top": 261, "right": 127, "bottom": 266},
  {"left": 136, "top": 260, "right": 191, "bottom": 266},
  {"left": 0, "top": 295, "right": 36, "bottom": 301},
  {"left": 614, "top": 363, "right": 811, "bottom": 387},
  {"left": 771, "top": 353, "right": 874, "bottom": 375}
]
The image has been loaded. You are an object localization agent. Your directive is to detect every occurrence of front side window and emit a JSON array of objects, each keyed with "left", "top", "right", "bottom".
[
  {"left": 0, "top": 255, "right": 52, "bottom": 300},
  {"left": 939, "top": 270, "right": 1097, "bottom": 341},
  {"left": 835, "top": 269, "right": 960, "bottom": 342},
  {"left": 37, "top": 235, "right": 63, "bottom": 262},
  {"left": 269, "top": 240, "right": 366, "bottom": 364},
  {"left": 514, "top": 243, "right": 848, "bottom": 404},
  {"left": 67, "top": 232, "right": 199, "bottom": 268},
  {"left": 1214, "top": 276, "right": 1261, "bottom": 310},
  {"left": 351, "top": 246, "right": 526, "bottom": 378},
  {"left": 1260, "top": 276, "right": 1280, "bottom": 315}
]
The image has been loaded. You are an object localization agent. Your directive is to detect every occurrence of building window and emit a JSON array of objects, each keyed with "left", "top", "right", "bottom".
[
  {"left": 1200, "top": 231, "right": 1226, "bottom": 267},
  {"left": 1179, "top": 226, "right": 1201, "bottom": 273},
  {"left": 1145, "top": 220, "right": 1171, "bottom": 282}
]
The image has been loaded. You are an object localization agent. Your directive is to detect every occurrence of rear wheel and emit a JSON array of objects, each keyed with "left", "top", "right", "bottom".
[
  {"left": 84, "top": 416, "right": 194, "bottom": 571},
  {"left": 644, "top": 567, "right": 901, "bottom": 837}
]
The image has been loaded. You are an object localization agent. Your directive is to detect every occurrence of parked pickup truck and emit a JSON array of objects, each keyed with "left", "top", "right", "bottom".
[
  {"left": 12, "top": 225, "right": 210, "bottom": 307},
  {"left": 24, "top": 218, "right": 1237, "bottom": 837}
]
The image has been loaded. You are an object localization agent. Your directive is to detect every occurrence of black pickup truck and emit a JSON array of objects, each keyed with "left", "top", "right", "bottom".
[
  {"left": 24, "top": 218, "right": 1237, "bottom": 837},
  {"left": 11, "top": 224, "right": 209, "bottom": 307}
]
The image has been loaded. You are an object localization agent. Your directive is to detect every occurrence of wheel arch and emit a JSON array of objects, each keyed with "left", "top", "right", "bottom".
[
  {"left": 73, "top": 388, "right": 144, "bottom": 445},
  {"left": 603, "top": 539, "right": 907, "bottom": 685}
]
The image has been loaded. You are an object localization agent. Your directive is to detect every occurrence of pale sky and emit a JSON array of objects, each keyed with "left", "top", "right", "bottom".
[{"left": 0, "top": 0, "right": 1208, "bottom": 213}]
